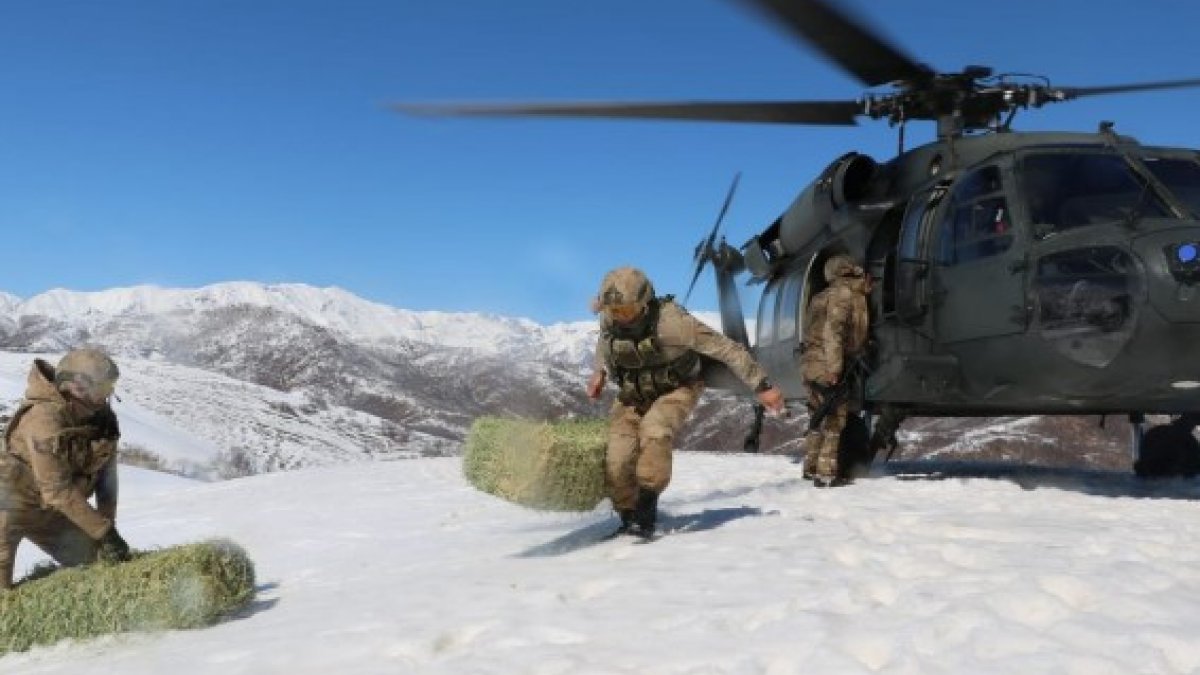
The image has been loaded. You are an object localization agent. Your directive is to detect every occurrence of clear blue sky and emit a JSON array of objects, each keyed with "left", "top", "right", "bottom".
[{"left": 2, "top": 0, "right": 1199, "bottom": 324}]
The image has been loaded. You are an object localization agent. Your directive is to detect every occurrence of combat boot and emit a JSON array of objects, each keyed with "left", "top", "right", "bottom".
[
  {"left": 802, "top": 452, "right": 817, "bottom": 480},
  {"left": 813, "top": 475, "right": 851, "bottom": 488},
  {"left": 614, "top": 510, "right": 635, "bottom": 536},
  {"left": 631, "top": 488, "right": 659, "bottom": 538}
]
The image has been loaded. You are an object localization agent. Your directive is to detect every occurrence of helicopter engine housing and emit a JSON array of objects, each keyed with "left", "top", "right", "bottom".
[{"left": 746, "top": 152, "right": 876, "bottom": 279}]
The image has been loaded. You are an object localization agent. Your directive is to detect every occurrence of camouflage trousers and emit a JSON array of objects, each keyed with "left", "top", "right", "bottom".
[
  {"left": 0, "top": 506, "right": 99, "bottom": 590},
  {"left": 803, "top": 388, "right": 849, "bottom": 480},
  {"left": 606, "top": 382, "right": 703, "bottom": 511}
]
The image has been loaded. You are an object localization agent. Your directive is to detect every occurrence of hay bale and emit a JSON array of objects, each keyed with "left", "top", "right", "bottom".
[
  {"left": 0, "top": 538, "right": 256, "bottom": 655},
  {"left": 464, "top": 417, "right": 607, "bottom": 511}
]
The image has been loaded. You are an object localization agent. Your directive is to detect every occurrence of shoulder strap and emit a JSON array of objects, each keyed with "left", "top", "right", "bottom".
[{"left": 3, "top": 402, "right": 37, "bottom": 453}]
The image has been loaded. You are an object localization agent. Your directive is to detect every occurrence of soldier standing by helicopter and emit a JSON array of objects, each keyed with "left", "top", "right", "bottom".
[
  {"left": 802, "top": 255, "right": 871, "bottom": 487},
  {"left": 586, "top": 266, "right": 784, "bottom": 537}
]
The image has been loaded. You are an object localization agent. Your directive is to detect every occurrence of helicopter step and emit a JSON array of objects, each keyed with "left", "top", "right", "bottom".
[{"left": 1131, "top": 414, "right": 1200, "bottom": 479}]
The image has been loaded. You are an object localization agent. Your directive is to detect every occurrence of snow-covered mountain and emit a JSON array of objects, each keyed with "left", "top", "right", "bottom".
[
  {"left": 0, "top": 283, "right": 597, "bottom": 466},
  {"left": 0, "top": 283, "right": 1134, "bottom": 475}
]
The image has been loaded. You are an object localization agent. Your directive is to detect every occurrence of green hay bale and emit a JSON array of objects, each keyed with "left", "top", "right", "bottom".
[
  {"left": 464, "top": 416, "right": 607, "bottom": 511},
  {"left": 0, "top": 538, "right": 256, "bottom": 655}
]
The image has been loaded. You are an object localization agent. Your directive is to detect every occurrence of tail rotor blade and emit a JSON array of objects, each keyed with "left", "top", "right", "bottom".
[
  {"left": 684, "top": 172, "right": 742, "bottom": 306},
  {"left": 683, "top": 259, "right": 707, "bottom": 307},
  {"left": 707, "top": 172, "right": 742, "bottom": 252}
]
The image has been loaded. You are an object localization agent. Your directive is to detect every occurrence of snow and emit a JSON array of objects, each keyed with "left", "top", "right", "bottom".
[
  {"left": 0, "top": 352, "right": 430, "bottom": 476},
  {"left": 0, "top": 284, "right": 752, "bottom": 368},
  {"left": 8, "top": 454, "right": 1200, "bottom": 674},
  {"left": 3, "top": 283, "right": 598, "bottom": 358}
]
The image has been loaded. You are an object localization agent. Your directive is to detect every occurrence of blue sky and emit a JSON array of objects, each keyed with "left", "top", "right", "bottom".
[{"left": 2, "top": 0, "right": 1199, "bottom": 324}]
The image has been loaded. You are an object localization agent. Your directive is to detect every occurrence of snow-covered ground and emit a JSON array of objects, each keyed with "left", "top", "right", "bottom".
[{"left": 8, "top": 453, "right": 1200, "bottom": 674}]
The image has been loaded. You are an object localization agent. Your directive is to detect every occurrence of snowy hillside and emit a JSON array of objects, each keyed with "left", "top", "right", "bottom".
[
  {"left": 7, "top": 454, "right": 1200, "bottom": 674},
  {"left": 0, "top": 352, "right": 443, "bottom": 478},
  {"left": 0, "top": 284, "right": 600, "bottom": 459}
]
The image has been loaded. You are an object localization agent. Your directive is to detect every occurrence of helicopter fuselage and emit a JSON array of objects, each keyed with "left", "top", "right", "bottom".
[{"left": 736, "top": 130, "right": 1200, "bottom": 417}]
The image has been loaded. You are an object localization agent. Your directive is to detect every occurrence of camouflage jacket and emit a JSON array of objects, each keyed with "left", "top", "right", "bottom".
[
  {"left": 801, "top": 276, "right": 870, "bottom": 386},
  {"left": 594, "top": 298, "right": 768, "bottom": 402},
  {"left": 0, "top": 359, "right": 119, "bottom": 539}
]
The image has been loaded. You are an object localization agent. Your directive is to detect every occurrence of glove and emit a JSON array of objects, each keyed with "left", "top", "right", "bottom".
[
  {"left": 755, "top": 385, "right": 785, "bottom": 414},
  {"left": 90, "top": 406, "right": 121, "bottom": 440},
  {"left": 585, "top": 371, "right": 607, "bottom": 400},
  {"left": 97, "top": 526, "right": 132, "bottom": 563}
]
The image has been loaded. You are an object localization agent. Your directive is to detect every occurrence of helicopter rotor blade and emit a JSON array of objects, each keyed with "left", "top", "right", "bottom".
[
  {"left": 684, "top": 172, "right": 742, "bottom": 306},
  {"left": 736, "top": 0, "right": 934, "bottom": 87},
  {"left": 1052, "top": 77, "right": 1200, "bottom": 101},
  {"left": 393, "top": 100, "right": 861, "bottom": 126}
]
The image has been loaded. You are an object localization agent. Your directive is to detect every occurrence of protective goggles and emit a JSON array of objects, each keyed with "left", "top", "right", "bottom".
[{"left": 604, "top": 303, "right": 644, "bottom": 324}]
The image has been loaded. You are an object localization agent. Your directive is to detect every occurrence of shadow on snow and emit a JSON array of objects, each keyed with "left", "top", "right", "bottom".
[
  {"left": 875, "top": 459, "right": 1200, "bottom": 501},
  {"left": 514, "top": 506, "right": 771, "bottom": 558}
]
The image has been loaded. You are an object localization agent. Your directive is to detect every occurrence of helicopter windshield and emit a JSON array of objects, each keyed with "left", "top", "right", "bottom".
[
  {"left": 1141, "top": 155, "right": 1200, "bottom": 217},
  {"left": 1020, "top": 152, "right": 1171, "bottom": 235}
]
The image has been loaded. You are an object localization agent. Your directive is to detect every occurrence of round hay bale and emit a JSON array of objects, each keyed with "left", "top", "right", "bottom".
[
  {"left": 0, "top": 538, "right": 256, "bottom": 655},
  {"left": 464, "top": 417, "right": 607, "bottom": 511}
]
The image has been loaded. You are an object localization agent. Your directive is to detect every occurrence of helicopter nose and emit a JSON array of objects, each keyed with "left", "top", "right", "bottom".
[
  {"left": 1134, "top": 226, "right": 1200, "bottom": 319},
  {"left": 1165, "top": 240, "right": 1200, "bottom": 283}
]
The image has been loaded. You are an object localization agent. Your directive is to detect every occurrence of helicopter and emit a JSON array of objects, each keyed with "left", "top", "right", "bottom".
[{"left": 395, "top": 0, "right": 1200, "bottom": 477}]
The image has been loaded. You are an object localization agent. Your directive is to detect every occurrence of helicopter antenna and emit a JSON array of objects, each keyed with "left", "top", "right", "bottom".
[{"left": 684, "top": 172, "right": 741, "bottom": 306}]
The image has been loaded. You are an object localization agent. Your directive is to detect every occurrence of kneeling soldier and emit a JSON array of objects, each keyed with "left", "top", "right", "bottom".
[{"left": 0, "top": 348, "right": 131, "bottom": 589}]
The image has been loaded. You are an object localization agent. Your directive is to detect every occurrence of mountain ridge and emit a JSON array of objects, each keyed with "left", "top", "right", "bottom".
[{"left": 0, "top": 282, "right": 1134, "bottom": 474}]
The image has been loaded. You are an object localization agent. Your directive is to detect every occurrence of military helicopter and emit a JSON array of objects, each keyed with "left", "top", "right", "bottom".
[{"left": 396, "top": 0, "right": 1200, "bottom": 476}]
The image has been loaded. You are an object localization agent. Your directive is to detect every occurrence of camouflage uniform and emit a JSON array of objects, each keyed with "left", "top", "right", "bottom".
[
  {"left": 0, "top": 355, "right": 122, "bottom": 588},
  {"left": 801, "top": 256, "right": 870, "bottom": 483},
  {"left": 592, "top": 267, "right": 770, "bottom": 533}
]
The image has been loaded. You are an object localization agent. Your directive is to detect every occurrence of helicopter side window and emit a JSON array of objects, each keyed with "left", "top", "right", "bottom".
[
  {"left": 1142, "top": 156, "right": 1200, "bottom": 217},
  {"left": 776, "top": 273, "right": 804, "bottom": 341},
  {"left": 1021, "top": 153, "right": 1171, "bottom": 234},
  {"left": 935, "top": 166, "right": 1012, "bottom": 266},
  {"left": 756, "top": 280, "right": 780, "bottom": 346}
]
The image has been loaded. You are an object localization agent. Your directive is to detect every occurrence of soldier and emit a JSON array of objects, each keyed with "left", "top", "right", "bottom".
[
  {"left": 0, "top": 348, "right": 131, "bottom": 589},
  {"left": 586, "top": 266, "right": 784, "bottom": 537},
  {"left": 801, "top": 255, "right": 872, "bottom": 487}
]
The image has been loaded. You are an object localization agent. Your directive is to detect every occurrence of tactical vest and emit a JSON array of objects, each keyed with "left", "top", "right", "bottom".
[
  {"left": 3, "top": 402, "right": 118, "bottom": 478},
  {"left": 604, "top": 298, "right": 701, "bottom": 406}
]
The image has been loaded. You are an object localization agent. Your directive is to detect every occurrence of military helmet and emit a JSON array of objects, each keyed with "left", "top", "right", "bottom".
[
  {"left": 596, "top": 266, "right": 655, "bottom": 318},
  {"left": 823, "top": 254, "right": 865, "bottom": 282},
  {"left": 56, "top": 348, "right": 120, "bottom": 391}
]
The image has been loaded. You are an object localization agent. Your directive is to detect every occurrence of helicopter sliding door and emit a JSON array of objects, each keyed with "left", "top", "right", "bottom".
[
  {"left": 895, "top": 183, "right": 947, "bottom": 323},
  {"left": 929, "top": 163, "right": 1028, "bottom": 343},
  {"left": 754, "top": 270, "right": 808, "bottom": 397}
]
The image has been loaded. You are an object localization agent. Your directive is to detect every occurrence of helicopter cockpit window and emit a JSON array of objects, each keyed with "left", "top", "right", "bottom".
[
  {"left": 1141, "top": 156, "right": 1200, "bottom": 217},
  {"left": 934, "top": 166, "right": 1012, "bottom": 266},
  {"left": 1020, "top": 153, "right": 1171, "bottom": 235}
]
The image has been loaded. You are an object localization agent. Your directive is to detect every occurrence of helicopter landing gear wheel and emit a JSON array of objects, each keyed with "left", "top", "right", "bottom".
[
  {"left": 1133, "top": 416, "right": 1200, "bottom": 478},
  {"left": 838, "top": 413, "right": 873, "bottom": 480}
]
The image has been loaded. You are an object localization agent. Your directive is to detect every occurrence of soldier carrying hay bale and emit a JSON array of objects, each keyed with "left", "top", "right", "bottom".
[{"left": 0, "top": 349, "right": 132, "bottom": 589}]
